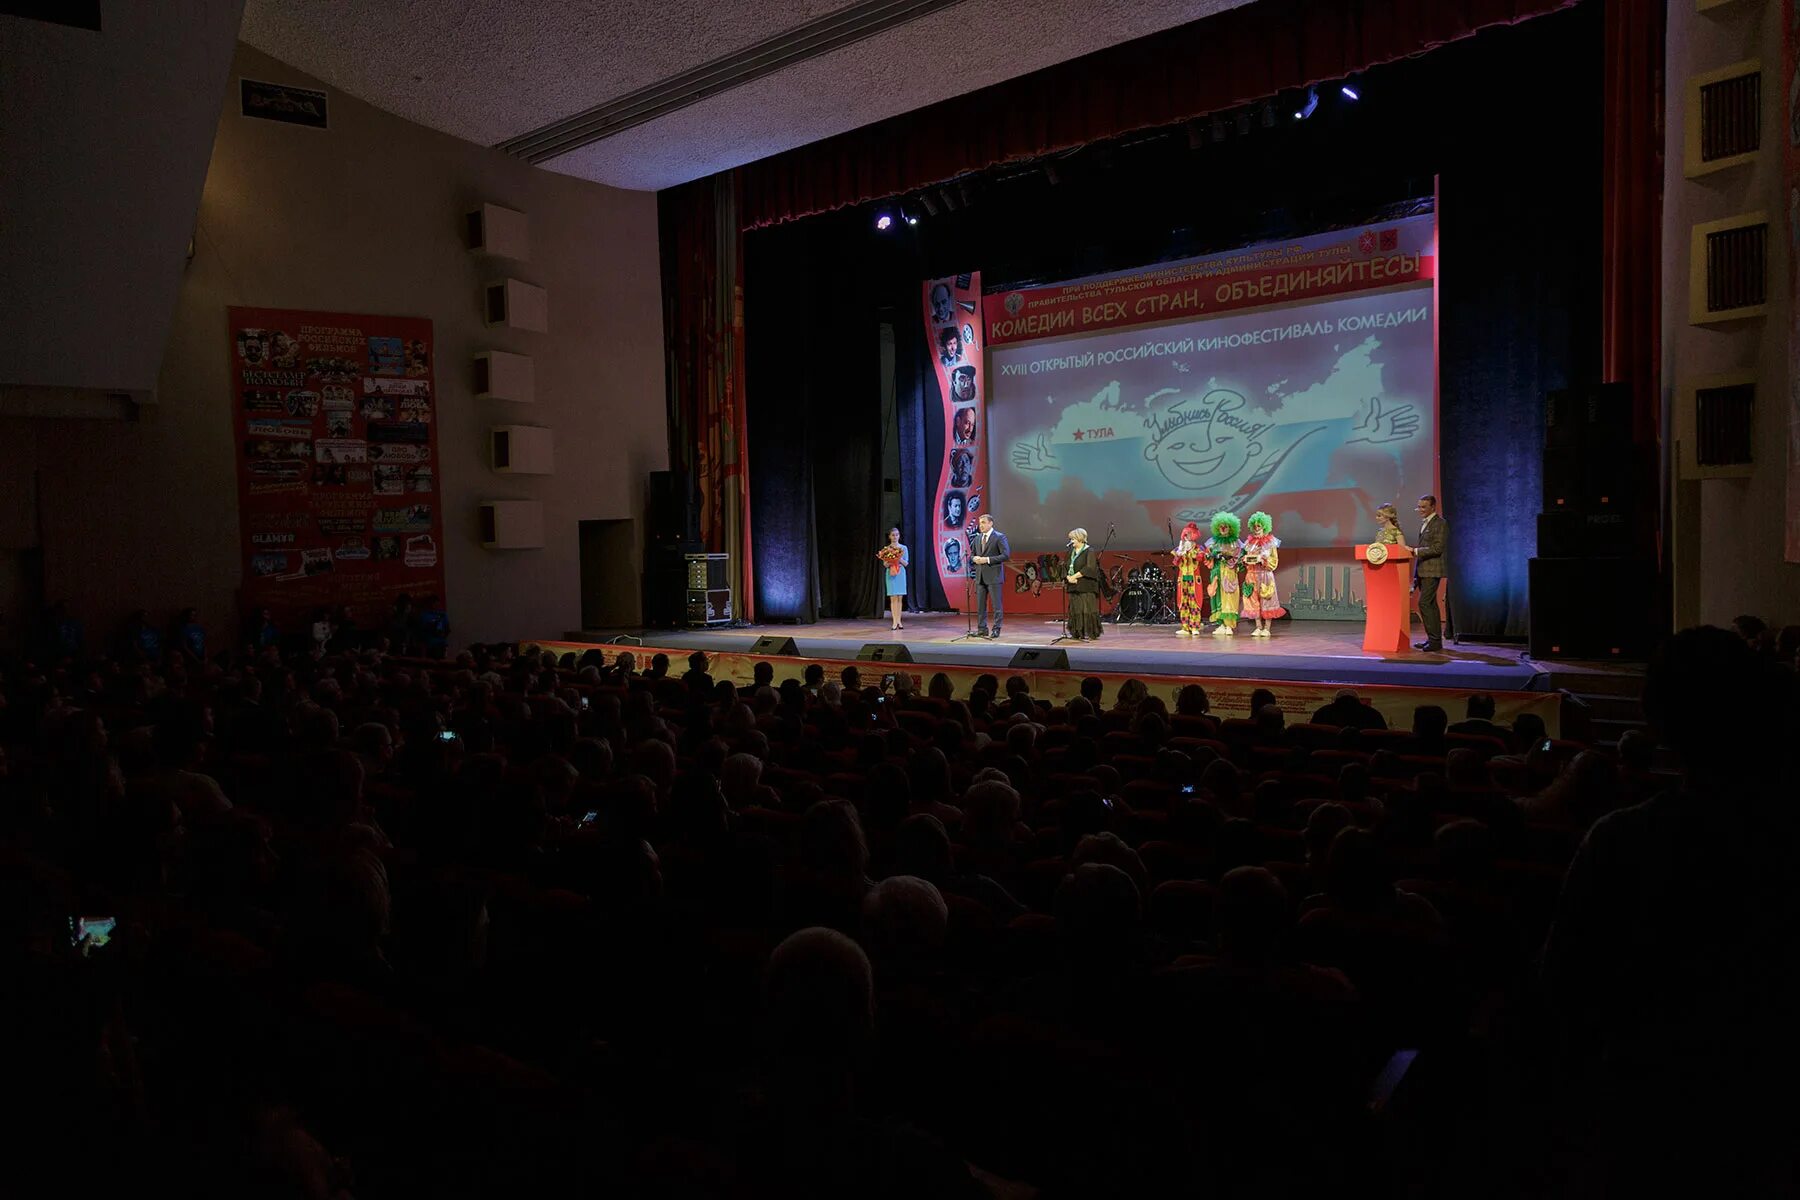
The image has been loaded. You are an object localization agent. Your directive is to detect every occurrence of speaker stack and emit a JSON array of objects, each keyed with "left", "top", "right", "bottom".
[
  {"left": 644, "top": 470, "right": 698, "bottom": 628},
  {"left": 1528, "top": 384, "right": 1654, "bottom": 660}
]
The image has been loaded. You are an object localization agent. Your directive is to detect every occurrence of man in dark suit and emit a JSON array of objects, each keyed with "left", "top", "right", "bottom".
[
  {"left": 970, "top": 513, "right": 1009, "bottom": 638},
  {"left": 1411, "top": 494, "right": 1447, "bottom": 652}
]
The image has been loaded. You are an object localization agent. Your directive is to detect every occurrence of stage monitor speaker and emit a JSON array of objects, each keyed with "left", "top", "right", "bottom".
[
  {"left": 856, "top": 644, "right": 914, "bottom": 663},
  {"left": 748, "top": 635, "right": 799, "bottom": 656},
  {"left": 1008, "top": 647, "right": 1070, "bottom": 669},
  {"left": 1528, "top": 556, "right": 1657, "bottom": 660}
]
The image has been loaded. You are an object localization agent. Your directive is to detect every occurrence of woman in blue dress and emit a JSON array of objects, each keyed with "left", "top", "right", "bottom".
[{"left": 878, "top": 526, "right": 909, "bottom": 630}]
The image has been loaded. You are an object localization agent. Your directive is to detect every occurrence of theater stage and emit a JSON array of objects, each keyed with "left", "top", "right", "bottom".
[{"left": 564, "top": 614, "right": 1551, "bottom": 692}]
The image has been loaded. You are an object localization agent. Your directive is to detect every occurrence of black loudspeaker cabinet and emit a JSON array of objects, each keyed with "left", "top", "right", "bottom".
[
  {"left": 1544, "top": 383, "right": 1632, "bottom": 451},
  {"left": 1543, "top": 445, "right": 1637, "bottom": 514},
  {"left": 643, "top": 542, "right": 700, "bottom": 627},
  {"left": 748, "top": 635, "right": 799, "bottom": 656},
  {"left": 1008, "top": 647, "right": 1070, "bottom": 669},
  {"left": 856, "top": 644, "right": 914, "bottom": 663},
  {"left": 1528, "top": 556, "right": 1656, "bottom": 660},
  {"left": 1536, "top": 509, "right": 1632, "bottom": 558},
  {"left": 647, "top": 470, "right": 695, "bottom": 545}
]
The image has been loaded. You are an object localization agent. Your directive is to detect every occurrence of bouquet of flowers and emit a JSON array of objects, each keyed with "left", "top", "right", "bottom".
[{"left": 878, "top": 544, "right": 906, "bottom": 576}]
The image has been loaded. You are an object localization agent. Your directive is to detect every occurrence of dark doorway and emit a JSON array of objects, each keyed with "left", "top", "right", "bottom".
[{"left": 578, "top": 519, "right": 641, "bottom": 631}]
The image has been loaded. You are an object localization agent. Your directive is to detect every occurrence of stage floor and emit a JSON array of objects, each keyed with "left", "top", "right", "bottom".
[{"left": 574, "top": 615, "right": 1558, "bottom": 691}]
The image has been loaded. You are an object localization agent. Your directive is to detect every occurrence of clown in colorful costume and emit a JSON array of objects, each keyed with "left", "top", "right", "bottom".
[
  {"left": 1239, "top": 510, "right": 1285, "bottom": 636},
  {"left": 1170, "top": 521, "right": 1206, "bottom": 635},
  {"left": 1201, "top": 511, "right": 1244, "bottom": 636}
]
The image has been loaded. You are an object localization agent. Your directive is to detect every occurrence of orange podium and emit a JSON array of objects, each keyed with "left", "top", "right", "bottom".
[{"left": 1355, "top": 542, "right": 1412, "bottom": 653}]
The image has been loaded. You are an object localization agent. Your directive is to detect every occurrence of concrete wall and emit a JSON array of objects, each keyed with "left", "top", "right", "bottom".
[
  {"left": 1665, "top": 0, "right": 1800, "bottom": 627},
  {"left": 0, "top": 0, "right": 243, "bottom": 396},
  {"left": 0, "top": 42, "right": 665, "bottom": 650}
]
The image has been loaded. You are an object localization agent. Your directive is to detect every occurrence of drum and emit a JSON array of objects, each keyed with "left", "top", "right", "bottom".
[
  {"left": 1138, "top": 562, "right": 1165, "bottom": 585},
  {"left": 1118, "top": 584, "right": 1153, "bottom": 621}
]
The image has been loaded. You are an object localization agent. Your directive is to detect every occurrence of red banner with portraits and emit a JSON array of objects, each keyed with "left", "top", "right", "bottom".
[
  {"left": 923, "top": 273, "right": 985, "bottom": 606},
  {"left": 229, "top": 306, "right": 445, "bottom": 627}
]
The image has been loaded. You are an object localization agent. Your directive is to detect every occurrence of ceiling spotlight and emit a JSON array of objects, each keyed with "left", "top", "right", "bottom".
[
  {"left": 1211, "top": 113, "right": 1226, "bottom": 142},
  {"left": 1293, "top": 87, "right": 1319, "bottom": 121},
  {"left": 1340, "top": 83, "right": 1360, "bottom": 101},
  {"left": 1234, "top": 110, "right": 1251, "bottom": 136},
  {"left": 874, "top": 210, "right": 895, "bottom": 231},
  {"left": 906, "top": 215, "right": 918, "bottom": 225},
  {"left": 917, "top": 191, "right": 940, "bottom": 218}
]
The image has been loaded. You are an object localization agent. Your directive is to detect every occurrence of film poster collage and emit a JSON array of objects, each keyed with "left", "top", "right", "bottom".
[
  {"left": 929, "top": 274, "right": 989, "bottom": 592},
  {"left": 235, "top": 314, "right": 441, "bottom": 609},
  {"left": 930, "top": 273, "right": 1065, "bottom": 600}
]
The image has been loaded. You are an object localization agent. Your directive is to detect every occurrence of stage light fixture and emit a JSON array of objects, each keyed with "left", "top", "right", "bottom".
[
  {"left": 1340, "top": 83, "right": 1360, "bottom": 101},
  {"left": 1234, "top": 110, "right": 1251, "bottom": 136},
  {"left": 906, "top": 214, "right": 918, "bottom": 225},
  {"left": 917, "top": 191, "right": 940, "bottom": 218},
  {"left": 1293, "top": 87, "right": 1319, "bottom": 120},
  {"left": 874, "top": 209, "right": 895, "bottom": 232},
  {"left": 1261, "top": 101, "right": 1275, "bottom": 128},
  {"left": 1211, "top": 113, "right": 1227, "bottom": 142}
]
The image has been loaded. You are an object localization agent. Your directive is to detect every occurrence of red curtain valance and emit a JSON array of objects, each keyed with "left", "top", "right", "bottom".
[{"left": 738, "top": 0, "right": 1576, "bottom": 229}]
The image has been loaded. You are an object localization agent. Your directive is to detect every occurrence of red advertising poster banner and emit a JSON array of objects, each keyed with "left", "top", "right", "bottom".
[
  {"left": 982, "top": 221, "right": 1435, "bottom": 346},
  {"left": 228, "top": 307, "right": 445, "bottom": 626},
  {"left": 923, "top": 274, "right": 985, "bottom": 605}
]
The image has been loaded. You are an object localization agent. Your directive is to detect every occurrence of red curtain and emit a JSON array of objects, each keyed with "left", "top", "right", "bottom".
[
  {"left": 738, "top": 0, "right": 1576, "bottom": 229},
  {"left": 1601, "top": 0, "right": 1664, "bottom": 449},
  {"left": 660, "top": 173, "right": 755, "bottom": 620}
]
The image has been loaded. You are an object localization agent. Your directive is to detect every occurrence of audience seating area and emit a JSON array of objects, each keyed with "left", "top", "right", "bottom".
[{"left": 3, "top": 621, "right": 1796, "bottom": 1196}]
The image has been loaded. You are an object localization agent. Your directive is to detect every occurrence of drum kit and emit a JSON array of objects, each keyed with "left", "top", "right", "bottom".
[{"left": 1105, "top": 554, "right": 1179, "bottom": 625}]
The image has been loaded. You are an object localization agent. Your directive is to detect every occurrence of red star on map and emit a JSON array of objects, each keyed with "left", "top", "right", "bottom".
[{"left": 1072, "top": 429, "right": 1084, "bottom": 440}]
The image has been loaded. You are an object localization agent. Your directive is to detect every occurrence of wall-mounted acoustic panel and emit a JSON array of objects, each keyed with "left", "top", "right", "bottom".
[
  {"left": 479, "top": 500, "right": 544, "bottom": 549},
  {"left": 1688, "top": 212, "right": 1768, "bottom": 325},
  {"left": 483, "top": 278, "right": 548, "bottom": 332},
  {"left": 1676, "top": 370, "right": 1755, "bottom": 479},
  {"left": 1684, "top": 59, "right": 1761, "bottom": 178},
  {"left": 464, "top": 202, "right": 531, "bottom": 260},
  {"left": 474, "top": 350, "right": 534, "bottom": 402},
  {"left": 490, "top": 424, "right": 554, "bottom": 474}
]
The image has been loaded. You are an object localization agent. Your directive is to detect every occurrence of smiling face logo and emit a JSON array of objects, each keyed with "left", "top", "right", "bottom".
[{"left": 1144, "top": 389, "right": 1267, "bottom": 492}]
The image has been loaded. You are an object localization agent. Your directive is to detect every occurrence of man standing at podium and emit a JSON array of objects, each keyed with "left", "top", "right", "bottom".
[
  {"left": 1412, "top": 494, "right": 1447, "bottom": 652},
  {"left": 970, "top": 513, "right": 1009, "bottom": 638}
]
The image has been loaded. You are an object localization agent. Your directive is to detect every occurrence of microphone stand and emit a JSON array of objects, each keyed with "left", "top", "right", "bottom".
[
  {"left": 1050, "top": 542, "right": 1076, "bottom": 644},
  {"left": 950, "top": 549, "right": 983, "bottom": 642}
]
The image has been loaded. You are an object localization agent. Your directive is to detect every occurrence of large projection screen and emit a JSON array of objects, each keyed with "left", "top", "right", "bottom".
[{"left": 985, "top": 214, "right": 1437, "bottom": 553}]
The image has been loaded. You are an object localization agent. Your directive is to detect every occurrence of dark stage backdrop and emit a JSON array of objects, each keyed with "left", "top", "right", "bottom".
[
  {"left": 745, "top": 4, "right": 1600, "bottom": 636},
  {"left": 745, "top": 220, "right": 885, "bottom": 621}
]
